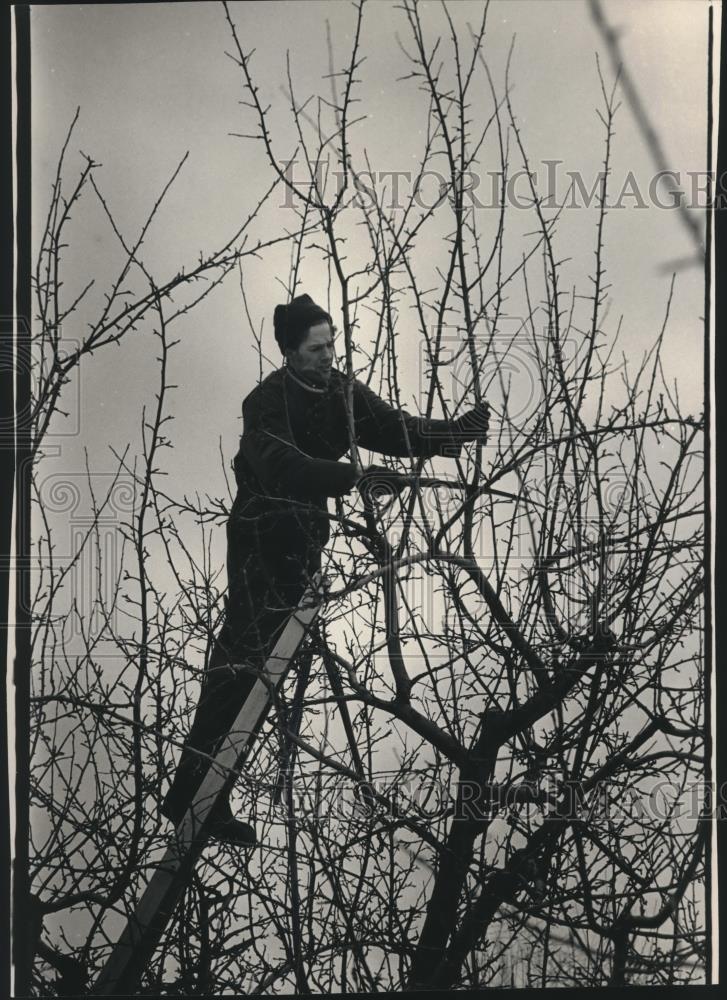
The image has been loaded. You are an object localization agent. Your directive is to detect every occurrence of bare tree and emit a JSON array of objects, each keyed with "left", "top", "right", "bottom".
[{"left": 24, "top": 1, "right": 707, "bottom": 994}]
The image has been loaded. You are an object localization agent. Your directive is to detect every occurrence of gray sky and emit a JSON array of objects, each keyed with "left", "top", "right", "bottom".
[{"left": 30, "top": 0, "right": 712, "bottom": 566}]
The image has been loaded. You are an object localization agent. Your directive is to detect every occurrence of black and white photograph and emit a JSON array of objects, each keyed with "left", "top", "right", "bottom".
[{"left": 6, "top": 0, "right": 720, "bottom": 994}]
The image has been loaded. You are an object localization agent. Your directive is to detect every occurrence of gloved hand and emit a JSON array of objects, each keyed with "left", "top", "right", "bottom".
[
  {"left": 452, "top": 401, "right": 490, "bottom": 441},
  {"left": 356, "top": 464, "right": 409, "bottom": 503}
]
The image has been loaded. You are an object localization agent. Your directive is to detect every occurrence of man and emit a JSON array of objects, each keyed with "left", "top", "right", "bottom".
[{"left": 161, "top": 294, "right": 489, "bottom": 845}]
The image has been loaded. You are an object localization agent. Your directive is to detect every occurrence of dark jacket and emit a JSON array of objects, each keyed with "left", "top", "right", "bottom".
[{"left": 231, "top": 366, "right": 459, "bottom": 556}]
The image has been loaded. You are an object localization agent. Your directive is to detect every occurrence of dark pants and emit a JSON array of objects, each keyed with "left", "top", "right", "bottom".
[{"left": 163, "top": 501, "right": 323, "bottom": 823}]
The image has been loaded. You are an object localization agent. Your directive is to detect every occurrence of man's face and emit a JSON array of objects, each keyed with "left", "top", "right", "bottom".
[{"left": 287, "top": 322, "right": 335, "bottom": 386}]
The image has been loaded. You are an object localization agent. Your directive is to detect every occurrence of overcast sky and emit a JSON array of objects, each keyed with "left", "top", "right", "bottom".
[{"left": 30, "top": 0, "right": 714, "bottom": 566}]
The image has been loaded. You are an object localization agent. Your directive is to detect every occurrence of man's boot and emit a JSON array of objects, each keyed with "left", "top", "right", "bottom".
[
  {"left": 160, "top": 792, "right": 257, "bottom": 849},
  {"left": 207, "top": 799, "right": 257, "bottom": 848}
]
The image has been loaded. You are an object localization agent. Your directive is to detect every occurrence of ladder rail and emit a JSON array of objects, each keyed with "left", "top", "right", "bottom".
[{"left": 92, "top": 579, "right": 326, "bottom": 996}]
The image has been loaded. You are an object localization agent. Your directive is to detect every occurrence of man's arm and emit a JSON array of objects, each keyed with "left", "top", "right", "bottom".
[{"left": 353, "top": 380, "right": 485, "bottom": 459}]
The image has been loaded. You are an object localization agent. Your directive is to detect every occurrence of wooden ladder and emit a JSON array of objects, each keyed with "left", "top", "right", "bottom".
[{"left": 93, "top": 579, "right": 326, "bottom": 995}]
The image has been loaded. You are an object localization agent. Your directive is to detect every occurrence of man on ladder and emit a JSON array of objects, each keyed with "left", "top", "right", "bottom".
[{"left": 160, "top": 293, "right": 489, "bottom": 845}]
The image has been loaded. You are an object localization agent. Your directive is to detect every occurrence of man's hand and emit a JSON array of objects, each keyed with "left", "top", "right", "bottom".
[
  {"left": 356, "top": 464, "right": 409, "bottom": 503},
  {"left": 452, "top": 401, "right": 490, "bottom": 442}
]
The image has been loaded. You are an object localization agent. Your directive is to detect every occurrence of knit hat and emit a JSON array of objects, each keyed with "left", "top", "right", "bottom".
[{"left": 273, "top": 294, "right": 332, "bottom": 355}]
